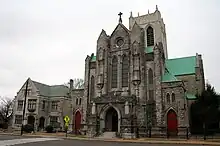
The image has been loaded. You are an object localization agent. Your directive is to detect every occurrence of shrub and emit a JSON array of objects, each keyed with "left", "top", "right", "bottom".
[
  {"left": 23, "top": 124, "right": 34, "bottom": 133},
  {"left": 45, "top": 125, "right": 54, "bottom": 133}
]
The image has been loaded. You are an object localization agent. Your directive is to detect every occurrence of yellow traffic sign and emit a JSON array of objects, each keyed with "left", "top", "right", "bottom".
[{"left": 64, "top": 116, "right": 70, "bottom": 123}]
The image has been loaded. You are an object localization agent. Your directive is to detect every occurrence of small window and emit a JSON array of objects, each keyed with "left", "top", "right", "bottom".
[
  {"left": 28, "top": 99, "right": 37, "bottom": 110},
  {"left": 171, "top": 93, "right": 175, "bottom": 102},
  {"left": 42, "top": 100, "right": 45, "bottom": 110},
  {"left": 50, "top": 116, "right": 58, "bottom": 125},
  {"left": 166, "top": 93, "right": 170, "bottom": 104},
  {"left": 15, "top": 115, "right": 22, "bottom": 124},
  {"left": 79, "top": 98, "right": 82, "bottom": 105},
  {"left": 17, "top": 100, "right": 23, "bottom": 111},
  {"left": 148, "top": 68, "right": 153, "bottom": 84},
  {"left": 76, "top": 98, "right": 78, "bottom": 105},
  {"left": 51, "top": 101, "right": 58, "bottom": 110}
]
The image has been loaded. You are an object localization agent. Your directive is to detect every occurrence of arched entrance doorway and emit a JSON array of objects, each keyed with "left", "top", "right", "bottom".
[
  {"left": 167, "top": 109, "right": 178, "bottom": 136},
  {"left": 39, "top": 117, "right": 45, "bottom": 130},
  {"left": 74, "top": 111, "right": 81, "bottom": 134},
  {"left": 105, "top": 107, "right": 118, "bottom": 132},
  {"left": 27, "top": 116, "right": 35, "bottom": 127}
]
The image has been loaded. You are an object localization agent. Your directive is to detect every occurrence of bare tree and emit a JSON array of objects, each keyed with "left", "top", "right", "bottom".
[
  {"left": 64, "top": 78, "right": 84, "bottom": 89},
  {"left": 0, "top": 97, "right": 13, "bottom": 128}
]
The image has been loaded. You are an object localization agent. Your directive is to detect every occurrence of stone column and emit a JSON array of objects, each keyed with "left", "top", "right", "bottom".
[{"left": 153, "top": 43, "right": 163, "bottom": 127}]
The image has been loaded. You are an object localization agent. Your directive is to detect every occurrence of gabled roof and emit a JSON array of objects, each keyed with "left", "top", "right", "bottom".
[
  {"left": 110, "top": 23, "right": 130, "bottom": 37},
  {"left": 97, "top": 29, "right": 108, "bottom": 41},
  {"left": 32, "top": 80, "right": 69, "bottom": 97}
]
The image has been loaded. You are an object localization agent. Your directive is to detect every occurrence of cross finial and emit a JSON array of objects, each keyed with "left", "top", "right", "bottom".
[{"left": 118, "top": 12, "right": 123, "bottom": 23}]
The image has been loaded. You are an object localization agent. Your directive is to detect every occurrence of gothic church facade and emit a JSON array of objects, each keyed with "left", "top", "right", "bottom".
[{"left": 82, "top": 8, "right": 205, "bottom": 138}]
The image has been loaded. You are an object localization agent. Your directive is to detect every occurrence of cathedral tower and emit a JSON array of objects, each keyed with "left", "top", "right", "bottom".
[{"left": 129, "top": 6, "right": 168, "bottom": 59}]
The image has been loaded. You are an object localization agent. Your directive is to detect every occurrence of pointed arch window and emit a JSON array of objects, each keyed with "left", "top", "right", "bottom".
[
  {"left": 112, "top": 56, "right": 118, "bottom": 88},
  {"left": 171, "top": 93, "right": 175, "bottom": 102},
  {"left": 122, "top": 55, "right": 129, "bottom": 87},
  {"left": 148, "top": 68, "right": 153, "bottom": 84},
  {"left": 166, "top": 93, "right": 170, "bottom": 104},
  {"left": 76, "top": 98, "right": 78, "bottom": 105},
  {"left": 147, "top": 26, "right": 154, "bottom": 46},
  {"left": 90, "top": 76, "right": 95, "bottom": 98}
]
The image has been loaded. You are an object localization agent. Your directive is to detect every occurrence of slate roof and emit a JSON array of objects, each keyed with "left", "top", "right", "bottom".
[{"left": 32, "top": 80, "right": 69, "bottom": 97}]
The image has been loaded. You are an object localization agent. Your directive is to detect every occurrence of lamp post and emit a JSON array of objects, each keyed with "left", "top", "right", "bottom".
[{"left": 21, "top": 79, "right": 29, "bottom": 135}]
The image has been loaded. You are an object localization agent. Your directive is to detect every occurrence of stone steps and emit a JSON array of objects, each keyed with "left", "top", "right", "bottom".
[{"left": 97, "top": 132, "right": 116, "bottom": 139}]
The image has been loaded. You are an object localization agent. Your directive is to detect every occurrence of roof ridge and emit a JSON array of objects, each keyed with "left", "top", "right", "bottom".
[
  {"left": 33, "top": 80, "right": 67, "bottom": 88},
  {"left": 32, "top": 80, "right": 50, "bottom": 87},
  {"left": 167, "top": 55, "right": 196, "bottom": 61}
]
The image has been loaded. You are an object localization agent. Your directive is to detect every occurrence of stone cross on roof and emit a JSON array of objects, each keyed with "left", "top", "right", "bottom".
[{"left": 118, "top": 12, "right": 123, "bottom": 23}]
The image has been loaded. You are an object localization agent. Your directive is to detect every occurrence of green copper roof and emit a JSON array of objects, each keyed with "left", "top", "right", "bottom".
[
  {"left": 162, "top": 68, "right": 180, "bottom": 82},
  {"left": 91, "top": 56, "right": 96, "bottom": 62},
  {"left": 33, "top": 81, "right": 69, "bottom": 97},
  {"left": 185, "top": 93, "right": 197, "bottom": 100},
  {"left": 144, "top": 46, "right": 153, "bottom": 53},
  {"left": 165, "top": 56, "right": 196, "bottom": 76}
]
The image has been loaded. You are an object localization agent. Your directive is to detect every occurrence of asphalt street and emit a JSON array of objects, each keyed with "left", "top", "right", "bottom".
[{"left": 0, "top": 134, "right": 210, "bottom": 146}]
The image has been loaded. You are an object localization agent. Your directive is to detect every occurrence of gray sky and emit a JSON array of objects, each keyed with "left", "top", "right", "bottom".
[{"left": 0, "top": 0, "right": 219, "bottom": 98}]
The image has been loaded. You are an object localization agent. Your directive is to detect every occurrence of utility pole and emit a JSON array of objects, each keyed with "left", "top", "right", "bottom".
[{"left": 21, "top": 79, "right": 29, "bottom": 135}]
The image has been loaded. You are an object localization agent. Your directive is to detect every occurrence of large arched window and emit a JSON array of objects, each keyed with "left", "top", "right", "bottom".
[
  {"left": 148, "top": 68, "right": 153, "bottom": 84},
  {"left": 147, "top": 26, "right": 154, "bottom": 46},
  {"left": 112, "top": 56, "right": 118, "bottom": 88},
  {"left": 166, "top": 93, "right": 170, "bottom": 104},
  {"left": 122, "top": 55, "right": 129, "bottom": 87},
  {"left": 90, "top": 76, "right": 95, "bottom": 98}
]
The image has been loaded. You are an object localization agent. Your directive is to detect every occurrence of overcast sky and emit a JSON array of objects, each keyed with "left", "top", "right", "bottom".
[{"left": 0, "top": 0, "right": 219, "bottom": 98}]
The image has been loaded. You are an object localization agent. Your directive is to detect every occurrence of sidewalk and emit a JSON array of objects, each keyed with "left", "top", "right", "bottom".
[
  {"left": 23, "top": 132, "right": 220, "bottom": 145},
  {"left": 1, "top": 131, "right": 220, "bottom": 145}
]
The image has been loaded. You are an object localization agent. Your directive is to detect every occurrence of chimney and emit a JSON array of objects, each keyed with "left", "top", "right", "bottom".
[{"left": 70, "top": 79, "right": 73, "bottom": 90}]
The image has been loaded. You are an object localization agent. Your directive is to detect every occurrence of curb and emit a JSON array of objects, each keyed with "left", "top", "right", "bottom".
[{"left": 62, "top": 137, "right": 220, "bottom": 145}]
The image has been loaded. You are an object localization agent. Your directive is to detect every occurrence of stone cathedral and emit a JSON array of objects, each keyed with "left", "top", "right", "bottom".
[{"left": 82, "top": 8, "right": 205, "bottom": 138}]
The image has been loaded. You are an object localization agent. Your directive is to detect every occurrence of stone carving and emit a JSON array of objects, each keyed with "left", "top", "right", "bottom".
[
  {"left": 125, "top": 101, "right": 129, "bottom": 114},
  {"left": 92, "top": 102, "right": 96, "bottom": 115}
]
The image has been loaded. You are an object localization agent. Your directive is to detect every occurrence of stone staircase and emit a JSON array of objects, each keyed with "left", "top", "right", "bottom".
[{"left": 97, "top": 132, "right": 116, "bottom": 139}]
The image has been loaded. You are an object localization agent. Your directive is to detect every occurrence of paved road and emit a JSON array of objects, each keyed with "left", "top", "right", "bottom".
[{"left": 0, "top": 135, "right": 209, "bottom": 146}]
